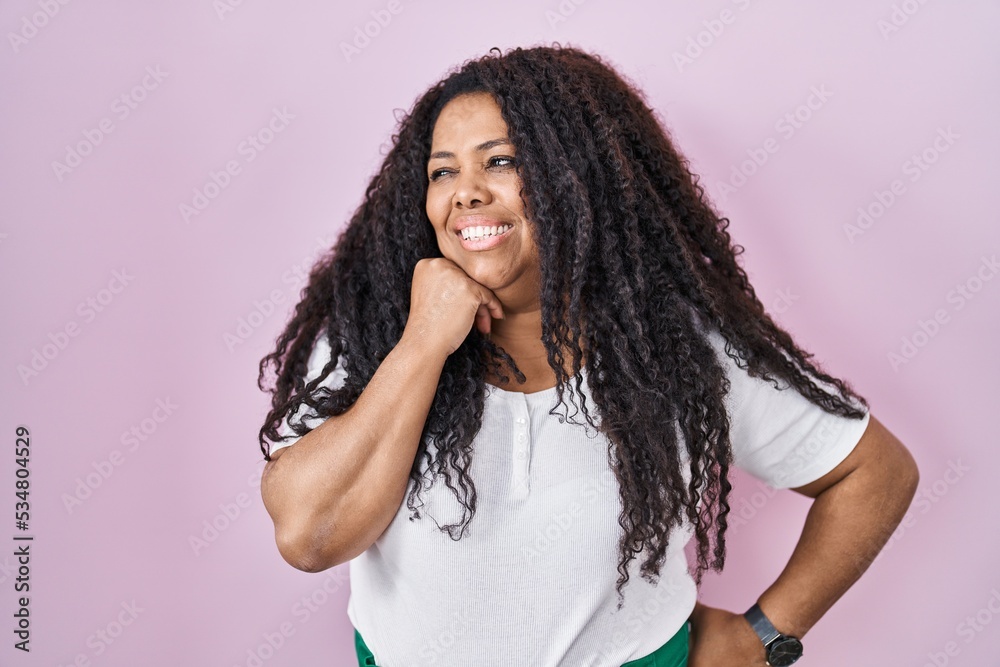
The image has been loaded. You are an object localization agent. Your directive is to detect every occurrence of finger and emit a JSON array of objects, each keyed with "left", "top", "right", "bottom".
[
  {"left": 479, "top": 289, "right": 505, "bottom": 321},
  {"left": 475, "top": 305, "right": 491, "bottom": 335}
]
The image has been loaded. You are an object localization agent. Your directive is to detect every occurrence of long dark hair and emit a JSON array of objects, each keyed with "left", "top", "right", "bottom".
[{"left": 257, "top": 44, "right": 868, "bottom": 609}]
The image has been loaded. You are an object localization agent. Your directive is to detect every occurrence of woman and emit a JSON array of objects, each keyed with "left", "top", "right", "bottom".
[{"left": 258, "top": 45, "right": 919, "bottom": 667}]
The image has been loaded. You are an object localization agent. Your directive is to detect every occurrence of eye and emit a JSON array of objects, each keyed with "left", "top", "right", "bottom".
[
  {"left": 488, "top": 155, "right": 516, "bottom": 169},
  {"left": 428, "top": 156, "right": 516, "bottom": 182}
]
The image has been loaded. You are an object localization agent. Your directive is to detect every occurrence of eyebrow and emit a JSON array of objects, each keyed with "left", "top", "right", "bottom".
[{"left": 428, "top": 137, "right": 512, "bottom": 161}]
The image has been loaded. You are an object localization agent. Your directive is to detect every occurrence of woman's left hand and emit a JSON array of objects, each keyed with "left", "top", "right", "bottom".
[{"left": 687, "top": 601, "right": 770, "bottom": 667}]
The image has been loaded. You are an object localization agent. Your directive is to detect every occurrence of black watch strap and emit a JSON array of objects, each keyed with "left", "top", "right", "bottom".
[
  {"left": 743, "top": 603, "right": 803, "bottom": 666},
  {"left": 744, "top": 603, "right": 781, "bottom": 644}
]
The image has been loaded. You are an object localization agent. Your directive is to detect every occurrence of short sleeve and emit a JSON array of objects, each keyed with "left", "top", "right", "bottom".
[
  {"left": 270, "top": 335, "right": 349, "bottom": 455},
  {"left": 705, "top": 327, "right": 871, "bottom": 489}
]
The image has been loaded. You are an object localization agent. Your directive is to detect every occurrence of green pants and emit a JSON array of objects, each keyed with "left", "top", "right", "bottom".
[{"left": 354, "top": 621, "right": 689, "bottom": 666}]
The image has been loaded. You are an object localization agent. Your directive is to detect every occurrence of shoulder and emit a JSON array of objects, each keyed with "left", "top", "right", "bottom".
[{"left": 696, "top": 324, "right": 871, "bottom": 489}]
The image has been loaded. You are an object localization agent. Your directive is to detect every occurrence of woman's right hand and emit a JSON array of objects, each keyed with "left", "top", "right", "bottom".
[{"left": 404, "top": 257, "right": 506, "bottom": 357}]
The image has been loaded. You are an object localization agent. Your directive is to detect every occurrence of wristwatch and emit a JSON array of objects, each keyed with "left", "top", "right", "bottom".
[{"left": 743, "top": 603, "right": 803, "bottom": 666}]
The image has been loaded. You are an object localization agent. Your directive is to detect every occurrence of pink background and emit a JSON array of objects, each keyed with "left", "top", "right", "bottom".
[{"left": 2, "top": 1, "right": 998, "bottom": 665}]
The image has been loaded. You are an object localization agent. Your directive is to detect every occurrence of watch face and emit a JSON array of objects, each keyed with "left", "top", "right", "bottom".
[{"left": 767, "top": 636, "right": 803, "bottom": 666}]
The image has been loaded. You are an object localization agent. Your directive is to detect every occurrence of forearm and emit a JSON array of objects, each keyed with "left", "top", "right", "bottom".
[
  {"left": 262, "top": 332, "right": 447, "bottom": 571},
  {"left": 754, "top": 452, "right": 919, "bottom": 638}
]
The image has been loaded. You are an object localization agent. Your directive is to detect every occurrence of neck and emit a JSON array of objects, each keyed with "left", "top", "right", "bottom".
[
  {"left": 484, "top": 301, "right": 585, "bottom": 390},
  {"left": 488, "top": 304, "right": 542, "bottom": 353}
]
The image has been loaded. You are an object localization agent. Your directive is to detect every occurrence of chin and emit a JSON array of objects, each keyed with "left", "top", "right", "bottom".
[
  {"left": 468, "top": 268, "right": 502, "bottom": 289},
  {"left": 448, "top": 252, "right": 517, "bottom": 291}
]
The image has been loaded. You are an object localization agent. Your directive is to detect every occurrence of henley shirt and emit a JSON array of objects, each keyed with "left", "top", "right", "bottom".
[{"left": 271, "top": 327, "right": 871, "bottom": 666}]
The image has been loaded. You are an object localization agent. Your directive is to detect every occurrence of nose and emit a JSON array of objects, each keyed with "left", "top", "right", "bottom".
[{"left": 452, "top": 167, "right": 492, "bottom": 209}]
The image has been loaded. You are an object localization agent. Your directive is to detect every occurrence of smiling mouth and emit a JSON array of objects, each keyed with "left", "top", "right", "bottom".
[{"left": 459, "top": 223, "right": 514, "bottom": 241}]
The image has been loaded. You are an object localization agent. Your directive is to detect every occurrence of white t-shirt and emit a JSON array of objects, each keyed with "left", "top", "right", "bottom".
[{"left": 271, "top": 328, "right": 870, "bottom": 666}]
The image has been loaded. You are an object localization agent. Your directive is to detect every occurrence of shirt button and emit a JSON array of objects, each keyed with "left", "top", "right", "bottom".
[
  {"left": 517, "top": 434, "right": 525, "bottom": 441},
  {"left": 516, "top": 417, "right": 526, "bottom": 424},
  {"left": 517, "top": 451, "right": 526, "bottom": 459}
]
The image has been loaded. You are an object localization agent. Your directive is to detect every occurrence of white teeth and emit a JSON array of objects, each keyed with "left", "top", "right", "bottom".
[{"left": 462, "top": 224, "right": 512, "bottom": 240}]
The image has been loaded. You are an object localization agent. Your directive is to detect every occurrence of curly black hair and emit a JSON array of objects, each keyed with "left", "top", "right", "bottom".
[{"left": 257, "top": 44, "right": 868, "bottom": 610}]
